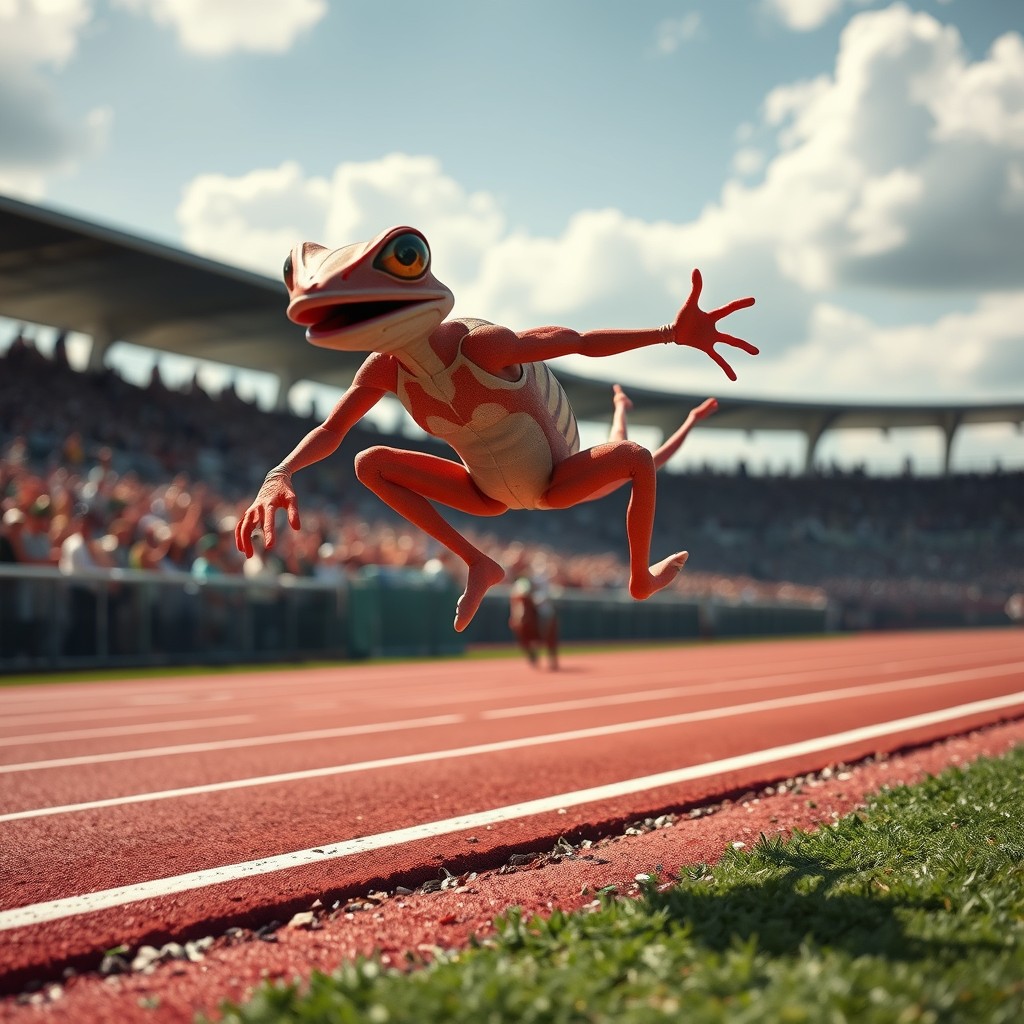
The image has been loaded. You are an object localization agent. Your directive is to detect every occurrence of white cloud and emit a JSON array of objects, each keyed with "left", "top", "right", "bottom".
[
  {"left": 655, "top": 13, "right": 702, "bottom": 55},
  {"left": 0, "top": 0, "right": 110, "bottom": 198},
  {"left": 759, "top": 291, "right": 1024, "bottom": 400},
  {"left": 0, "top": 0, "right": 91, "bottom": 66},
  {"left": 323, "top": 154, "right": 506, "bottom": 295},
  {"left": 176, "top": 161, "right": 331, "bottom": 273},
  {"left": 177, "top": 154, "right": 508, "bottom": 288},
  {"left": 846, "top": 167, "right": 923, "bottom": 255},
  {"left": 113, "top": 0, "right": 327, "bottom": 55},
  {"left": 928, "top": 32, "right": 1024, "bottom": 148},
  {"left": 173, "top": 7, "right": 1024, "bottom": 412},
  {"left": 693, "top": 6, "right": 1024, "bottom": 292},
  {"left": 732, "top": 147, "right": 766, "bottom": 178},
  {"left": 763, "top": 0, "right": 845, "bottom": 32}
]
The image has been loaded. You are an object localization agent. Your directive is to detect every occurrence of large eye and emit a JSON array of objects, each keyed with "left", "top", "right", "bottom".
[
  {"left": 283, "top": 253, "right": 294, "bottom": 288},
  {"left": 374, "top": 233, "right": 430, "bottom": 280}
]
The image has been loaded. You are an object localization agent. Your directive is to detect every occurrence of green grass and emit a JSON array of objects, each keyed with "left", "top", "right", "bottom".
[{"left": 209, "top": 745, "right": 1024, "bottom": 1024}]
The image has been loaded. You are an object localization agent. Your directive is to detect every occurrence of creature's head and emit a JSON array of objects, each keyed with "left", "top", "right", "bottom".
[{"left": 283, "top": 226, "right": 455, "bottom": 354}]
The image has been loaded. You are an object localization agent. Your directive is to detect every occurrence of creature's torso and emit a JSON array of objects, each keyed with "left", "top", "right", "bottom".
[{"left": 392, "top": 319, "right": 580, "bottom": 510}]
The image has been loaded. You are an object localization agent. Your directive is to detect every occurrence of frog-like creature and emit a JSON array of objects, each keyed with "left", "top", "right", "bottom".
[{"left": 236, "top": 226, "right": 756, "bottom": 631}]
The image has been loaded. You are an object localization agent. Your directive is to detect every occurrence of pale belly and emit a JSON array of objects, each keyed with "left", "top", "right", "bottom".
[
  {"left": 397, "top": 357, "right": 581, "bottom": 511},
  {"left": 427, "top": 408, "right": 564, "bottom": 510}
]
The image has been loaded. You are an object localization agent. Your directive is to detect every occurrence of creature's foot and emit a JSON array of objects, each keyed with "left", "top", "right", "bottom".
[
  {"left": 629, "top": 550, "right": 688, "bottom": 600},
  {"left": 612, "top": 384, "right": 634, "bottom": 412},
  {"left": 454, "top": 558, "right": 506, "bottom": 632}
]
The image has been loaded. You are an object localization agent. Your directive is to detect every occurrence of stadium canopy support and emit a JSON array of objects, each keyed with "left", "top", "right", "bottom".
[
  {"left": 86, "top": 326, "right": 114, "bottom": 373},
  {"left": 940, "top": 411, "right": 963, "bottom": 476},
  {"left": 274, "top": 367, "right": 296, "bottom": 413},
  {"left": 802, "top": 412, "right": 840, "bottom": 475}
]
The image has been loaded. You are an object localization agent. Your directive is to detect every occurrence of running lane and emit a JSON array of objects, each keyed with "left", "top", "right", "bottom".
[{"left": 1, "top": 629, "right": 1022, "bottom": 989}]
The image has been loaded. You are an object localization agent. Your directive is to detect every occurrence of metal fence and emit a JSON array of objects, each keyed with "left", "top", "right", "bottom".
[{"left": 0, "top": 564, "right": 830, "bottom": 673}]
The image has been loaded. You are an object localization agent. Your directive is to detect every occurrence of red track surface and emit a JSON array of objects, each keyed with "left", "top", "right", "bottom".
[{"left": 2, "top": 629, "right": 1023, "bottom": 1019}]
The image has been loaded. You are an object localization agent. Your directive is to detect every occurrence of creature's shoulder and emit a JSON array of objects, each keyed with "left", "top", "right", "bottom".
[
  {"left": 353, "top": 352, "right": 399, "bottom": 392},
  {"left": 437, "top": 317, "right": 519, "bottom": 343},
  {"left": 440, "top": 318, "right": 523, "bottom": 369},
  {"left": 428, "top": 318, "right": 513, "bottom": 366},
  {"left": 452, "top": 317, "right": 495, "bottom": 334}
]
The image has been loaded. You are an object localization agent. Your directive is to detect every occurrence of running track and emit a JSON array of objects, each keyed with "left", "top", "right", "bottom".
[{"left": 1, "top": 628, "right": 1023, "bottom": 990}]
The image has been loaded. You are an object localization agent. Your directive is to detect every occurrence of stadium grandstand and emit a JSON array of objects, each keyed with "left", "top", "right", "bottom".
[
  {"left": 1, "top": 194, "right": 1021, "bottom": 668},
  {"left": 2, "top": 193, "right": 1022, "bottom": 473}
]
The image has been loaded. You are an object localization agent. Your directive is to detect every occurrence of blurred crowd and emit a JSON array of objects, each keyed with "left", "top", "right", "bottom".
[{"left": 2, "top": 328, "right": 1021, "bottom": 623}]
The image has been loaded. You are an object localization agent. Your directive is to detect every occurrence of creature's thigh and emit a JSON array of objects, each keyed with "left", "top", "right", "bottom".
[
  {"left": 355, "top": 446, "right": 507, "bottom": 515},
  {"left": 540, "top": 441, "right": 650, "bottom": 510}
]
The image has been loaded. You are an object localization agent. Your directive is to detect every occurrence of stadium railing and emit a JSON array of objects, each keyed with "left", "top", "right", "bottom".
[{"left": 0, "top": 564, "right": 830, "bottom": 672}]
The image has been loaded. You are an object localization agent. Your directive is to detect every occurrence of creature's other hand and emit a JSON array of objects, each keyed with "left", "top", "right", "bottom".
[
  {"left": 235, "top": 469, "right": 301, "bottom": 557},
  {"left": 672, "top": 270, "right": 757, "bottom": 381}
]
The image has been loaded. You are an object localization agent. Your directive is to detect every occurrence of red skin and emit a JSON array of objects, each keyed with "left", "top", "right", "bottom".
[
  {"left": 585, "top": 389, "right": 719, "bottom": 503},
  {"left": 236, "top": 227, "right": 756, "bottom": 631}
]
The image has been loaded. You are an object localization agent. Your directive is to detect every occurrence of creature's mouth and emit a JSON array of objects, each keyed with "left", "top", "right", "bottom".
[
  {"left": 289, "top": 283, "right": 453, "bottom": 350},
  {"left": 306, "top": 298, "right": 424, "bottom": 335}
]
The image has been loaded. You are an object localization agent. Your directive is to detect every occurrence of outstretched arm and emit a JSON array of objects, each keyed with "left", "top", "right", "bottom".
[
  {"left": 236, "top": 382, "right": 385, "bottom": 555},
  {"left": 464, "top": 270, "right": 757, "bottom": 381}
]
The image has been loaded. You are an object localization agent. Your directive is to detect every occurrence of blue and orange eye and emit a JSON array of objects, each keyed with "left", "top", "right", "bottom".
[{"left": 374, "top": 233, "right": 430, "bottom": 280}]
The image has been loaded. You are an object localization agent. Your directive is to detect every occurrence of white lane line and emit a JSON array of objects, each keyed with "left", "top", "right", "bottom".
[
  {"left": 483, "top": 659, "right": 1024, "bottom": 720},
  {"left": 0, "top": 714, "right": 463, "bottom": 775},
  {"left": 3, "top": 689, "right": 1023, "bottom": 932},
  {"left": 4, "top": 644, "right": 1020, "bottom": 728},
  {"left": 0, "top": 663, "right": 485, "bottom": 714},
  {"left": 0, "top": 703, "right": 231, "bottom": 730},
  {"left": 0, "top": 716, "right": 255, "bottom": 749},
  {"left": 5, "top": 641, "right": 1018, "bottom": 719},
  {"left": 0, "top": 661, "right": 827, "bottom": 731},
  {"left": 5, "top": 665, "right": 1022, "bottom": 821},
  {"left": 2, "top": 651, "right": 1015, "bottom": 770},
  {"left": 389, "top": 648, "right": 1024, "bottom": 709}
]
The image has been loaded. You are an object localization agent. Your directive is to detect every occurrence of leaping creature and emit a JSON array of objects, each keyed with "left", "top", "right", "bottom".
[{"left": 236, "top": 226, "right": 757, "bottom": 631}]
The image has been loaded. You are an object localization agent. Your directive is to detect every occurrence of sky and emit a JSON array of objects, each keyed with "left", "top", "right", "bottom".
[{"left": 1, "top": 0, "right": 1022, "bottom": 474}]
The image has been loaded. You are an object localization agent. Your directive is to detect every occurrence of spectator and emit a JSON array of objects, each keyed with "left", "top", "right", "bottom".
[
  {"left": 0, "top": 331, "right": 1020, "bottom": 636},
  {"left": 191, "top": 519, "right": 243, "bottom": 579},
  {"left": 59, "top": 503, "right": 114, "bottom": 655}
]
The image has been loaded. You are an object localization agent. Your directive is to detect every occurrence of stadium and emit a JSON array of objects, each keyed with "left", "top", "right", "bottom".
[
  {"left": 2, "top": 2, "right": 1023, "bottom": 1017},
  {"left": 2, "top": 192, "right": 1023, "bottom": 1021},
  {"left": 2, "top": 194, "right": 1021, "bottom": 669}
]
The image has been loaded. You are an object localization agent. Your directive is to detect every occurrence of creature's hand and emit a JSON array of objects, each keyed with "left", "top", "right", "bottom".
[
  {"left": 671, "top": 270, "right": 757, "bottom": 381},
  {"left": 235, "top": 468, "right": 301, "bottom": 557}
]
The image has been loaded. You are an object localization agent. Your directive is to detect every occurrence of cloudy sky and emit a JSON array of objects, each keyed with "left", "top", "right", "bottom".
[{"left": 1, "top": 0, "right": 1022, "bottom": 473}]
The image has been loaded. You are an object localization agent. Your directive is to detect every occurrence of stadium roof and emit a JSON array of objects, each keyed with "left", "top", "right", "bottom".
[{"left": 2, "top": 192, "right": 1022, "bottom": 471}]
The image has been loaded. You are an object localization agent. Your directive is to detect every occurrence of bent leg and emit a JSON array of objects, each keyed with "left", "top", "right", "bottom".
[
  {"left": 608, "top": 384, "right": 633, "bottom": 443},
  {"left": 651, "top": 397, "right": 718, "bottom": 470},
  {"left": 584, "top": 389, "right": 717, "bottom": 502},
  {"left": 355, "top": 446, "right": 507, "bottom": 631},
  {"left": 613, "top": 387, "right": 719, "bottom": 470},
  {"left": 541, "top": 441, "right": 687, "bottom": 600},
  {"left": 580, "top": 386, "right": 636, "bottom": 503}
]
